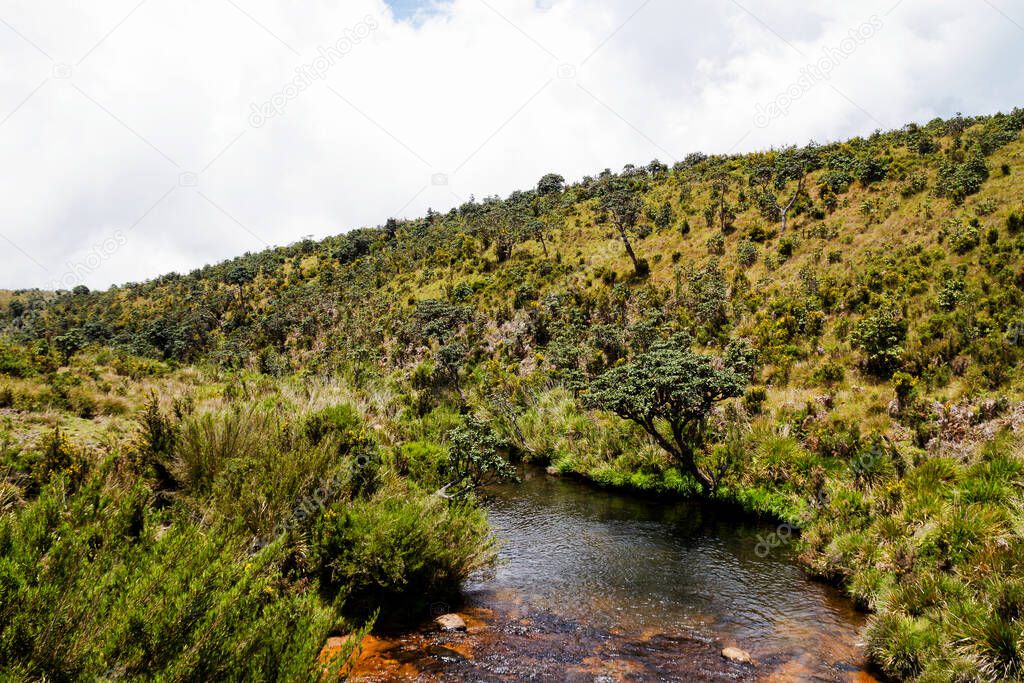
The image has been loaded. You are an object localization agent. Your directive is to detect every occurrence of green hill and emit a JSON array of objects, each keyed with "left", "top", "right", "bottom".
[{"left": 3, "top": 108, "right": 1024, "bottom": 680}]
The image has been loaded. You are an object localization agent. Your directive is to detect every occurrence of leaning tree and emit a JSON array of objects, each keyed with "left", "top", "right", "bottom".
[
  {"left": 586, "top": 338, "right": 747, "bottom": 492},
  {"left": 598, "top": 178, "right": 647, "bottom": 275}
]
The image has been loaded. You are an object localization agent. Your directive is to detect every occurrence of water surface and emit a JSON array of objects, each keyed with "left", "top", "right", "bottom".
[{"left": 352, "top": 468, "right": 876, "bottom": 681}]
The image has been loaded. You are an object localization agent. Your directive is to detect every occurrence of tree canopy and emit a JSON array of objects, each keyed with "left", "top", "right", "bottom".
[{"left": 586, "top": 337, "right": 747, "bottom": 491}]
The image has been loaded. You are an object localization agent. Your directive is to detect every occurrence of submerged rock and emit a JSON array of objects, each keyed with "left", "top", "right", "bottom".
[
  {"left": 434, "top": 613, "right": 468, "bottom": 632},
  {"left": 721, "top": 646, "right": 752, "bottom": 664}
]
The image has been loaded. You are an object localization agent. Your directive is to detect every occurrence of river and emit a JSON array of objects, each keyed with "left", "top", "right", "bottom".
[{"left": 349, "top": 467, "right": 878, "bottom": 681}]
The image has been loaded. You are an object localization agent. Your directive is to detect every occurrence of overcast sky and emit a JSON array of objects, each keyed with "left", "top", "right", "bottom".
[{"left": 1, "top": 0, "right": 1022, "bottom": 290}]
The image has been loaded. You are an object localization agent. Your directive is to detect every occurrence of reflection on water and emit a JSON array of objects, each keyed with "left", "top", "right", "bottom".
[
  {"left": 350, "top": 467, "right": 877, "bottom": 681},
  {"left": 464, "top": 467, "right": 871, "bottom": 677}
]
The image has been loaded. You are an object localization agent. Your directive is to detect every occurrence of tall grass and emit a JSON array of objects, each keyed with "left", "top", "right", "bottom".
[{"left": 0, "top": 388, "right": 496, "bottom": 679}]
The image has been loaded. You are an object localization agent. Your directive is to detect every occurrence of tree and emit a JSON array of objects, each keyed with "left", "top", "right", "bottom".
[
  {"left": 599, "top": 179, "right": 647, "bottom": 275},
  {"left": 749, "top": 148, "right": 812, "bottom": 232},
  {"left": 704, "top": 171, "right": 738, "bottom": 234},
  {"left": 439, "top": 415, "right": 518, "bottom": 500},
  {"left": 851, "top": 305, "right": 907, "bottom": 378},
  {"left": 55, "top": 328, "right": 87, "bottom": 364},
  {"left": 586, "top": 338, "right": 747, "bottom": 491},
  {"left": 537, "top": 173, "right": 565, "bottom": 196},
  {"left": 224, "top": 263, "right": 255, "bottom": 307},
  {"left": 473, "top": 193, "right": 532, "bottom": 262},
  {"left": 7, "top": 299, "right": 25, "bottom": 319},
  {"left": 526, "top": 219, "right": 549, "bottom": 258}
]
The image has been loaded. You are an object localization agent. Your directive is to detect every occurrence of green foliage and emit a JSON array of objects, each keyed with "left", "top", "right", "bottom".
[
  {"left": 537, "top": 172, "right": 565, "bottom": 196},
  {"left": 737, "top": 239, "right": 757, "bottom": 267},
  {"left": 0, "top": 342, "right": 34, "bottom": 378},
  {"left": 936, "top": 146, "right": 989, "bottom": 204},
  {"left": 586, "top": 337, "right": 746, "bottom": 491},
  {"left": 0, "top": 470, "right": 355, "bottom": 681},
  {"left": 1007, "top": 209, "right": 1024, "bottom": 234},
  {"left": 812, "top": 360, "right": 845, "bottom": 386},
  {"left": 598, "top": 178, "right": 646, "bottom": 273},
  {"left": 309, "top": 480, "right": 492, "bottom": 612},
  {"left": 303, "top": 403, "right": 364, "bottom": 446},
  {"left": 851, "top": 305, "right": 907, "bottom": 377},
  {"left": 940, "top": 218, "right": 981, "bottom": 254},
  {"left": 442, "top": 415, "right": 518, "bottom": 499},
  {"left": 4, "top": 108, "right": 1024, "bottom": 681}
]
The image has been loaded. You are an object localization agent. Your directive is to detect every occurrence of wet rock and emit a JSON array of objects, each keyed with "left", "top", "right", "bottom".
[
  {"left": 434, "top": 613, "right": 467, "bottom": 632},
  {"left": 721, "top": 646, "right": 752, "bottom": 664},
  {"left": 545, "top": 466, "right": 560, "bottom": 476},
  {"left": 425, "top": 644, "right": 467, "bottom": 662}
]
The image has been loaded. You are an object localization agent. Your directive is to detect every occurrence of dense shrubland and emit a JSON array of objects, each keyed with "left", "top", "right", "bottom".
[
  {"left": 4, "top": 108, "right": 1024, "bottom": 680},
  {"left": 0, "top": 370, "right": 496, "bottom": 680}
]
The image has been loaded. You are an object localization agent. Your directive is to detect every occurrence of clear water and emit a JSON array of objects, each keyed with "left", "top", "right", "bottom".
[
  {"left": 461, "top": 467, "right": 872, "bottom": 679},
  {"left": 353, "top": 467, "right": 875, "bottom": 681}
]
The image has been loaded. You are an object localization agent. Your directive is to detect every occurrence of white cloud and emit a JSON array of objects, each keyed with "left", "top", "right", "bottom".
[{"left": 0, "top": 0, "right": 1022, "bottom": 289}]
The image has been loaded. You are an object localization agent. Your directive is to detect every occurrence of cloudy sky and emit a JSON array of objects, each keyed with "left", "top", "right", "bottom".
[{"left": 1, "top": 0, "right": 1022, "bottom": 290}]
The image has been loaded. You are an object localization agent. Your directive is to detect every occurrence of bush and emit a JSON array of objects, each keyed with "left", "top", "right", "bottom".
[
  {"left": 706, "top": 232, "right": 725, "bottom": 255},
  {"left": 855, "top": 155, "right": 890, "bottom": 185},
  {"left": 1008, "top": 210, "right": 1024, "bottom": 234},
  {"left": 865, "top": 613, "right": 938, "bottom": 679},
  {"left": 309, "top": 481, "right": 492, "bottom": 613},
  {"left": 0, "top": 467, "right": 355, "bottom": 681},
  {"left": 303, "top": 403, "right": 364, "bottom": 446},
  {"left": 851, "top": 306, "right": 908, "bottom": 378},
  {"left": 940, "top": 219, "right": 981, "bottom": 254},
  {"left": 171, "top": 407, "right": 274, "bottom": 497},
  {"left": 812, "top": 360, "right": 845, "bottom": 386},
  {"left": 899, "top": 172, "right": 928, "bottom": 197},
  {"left": 0, "top": 343, "right": 34, "bottom": 378},
  {"left": 936, "top": 147, "right": 989, "bottom": 204},
  {"left": 737, "top": 240, "right": 757, "bottom": 268},
  {"left": 396, "top": 440, "right": 449, "bottom": 489}
]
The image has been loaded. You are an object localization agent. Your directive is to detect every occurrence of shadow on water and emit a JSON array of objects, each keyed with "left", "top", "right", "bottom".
[{"left": 349, "top": 466, "right": 881, "bottom": 682}]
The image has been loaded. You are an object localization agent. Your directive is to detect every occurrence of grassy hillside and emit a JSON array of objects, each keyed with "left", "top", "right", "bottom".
[{"left": 4, "top": 108, "right": 1024, "bottom": 680}]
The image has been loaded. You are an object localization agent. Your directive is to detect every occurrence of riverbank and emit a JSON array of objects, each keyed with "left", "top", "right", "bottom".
[{"left": 511, "top": 389, "right": 1024, "bottom": 680}]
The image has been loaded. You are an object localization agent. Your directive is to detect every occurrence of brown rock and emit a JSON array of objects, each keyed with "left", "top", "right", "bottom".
[
  {"left": 434, "top": 613, "right": 467, "bottom": 632},
  {"left": 721, "top": 646, "right": 752, "bottom": 664}
]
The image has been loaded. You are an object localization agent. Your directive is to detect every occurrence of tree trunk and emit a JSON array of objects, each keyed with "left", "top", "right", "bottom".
[
  {"left": 617, "top": 225, "right": 640, "bottom": 270},
  {"left": 643, "top": 419, "right": 714, "bottom": 492},
  {"left": 779, "top": 175, "right": 805, "bottom": 233}
]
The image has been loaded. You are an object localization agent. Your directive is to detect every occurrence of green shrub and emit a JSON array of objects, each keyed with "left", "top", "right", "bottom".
[
  {"left": 940, "top": 219, "right": 981, "bottom": 254},
  {"left": 936, "top": 147, "right": 989, "bottom": 204},
  {"left": 865, "top": 612, "right": 938, "bottom": 679},
  {"left": 812, "top": 360, "right": 845, "bottom": 386},
  {"left": 1008, "top": 210, "right": 1024, "bottom": 234},
  {"left": 0, "top": 472, "right": 356, "bottom": 681},
  {"left": 303, "top": 403, "right": 364, "bottom": 446},
  {"left": 309, "top": 480, "right": 492, "bottom": 614},
  {"left": 0, "top": 343, "right": 34, "bottom": 378},
  {"left": 397, "top": 440, "right": 449, "bottom": 489},
  {"left": 171, "top": 408, "right": 272, "bottom": 497},
  {"left": 851, "top": 306, "right": 908, "bottom": 378},
  {"left": 737, "top": 239, "right": 757, "bottom": 267}
]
